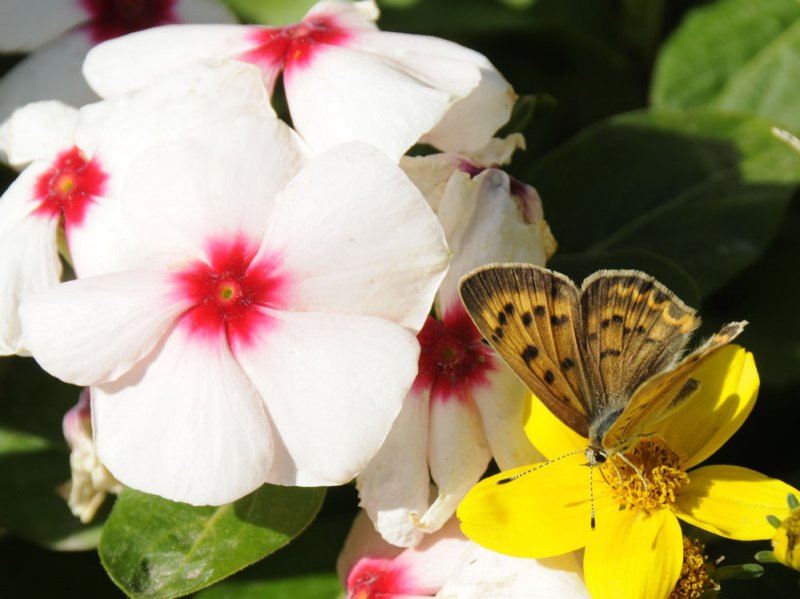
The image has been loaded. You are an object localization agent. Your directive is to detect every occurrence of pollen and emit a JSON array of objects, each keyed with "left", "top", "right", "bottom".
[
  {"left": 602, "top": 438, "right": 688, "bottom": 513},
  {"left": 668, "top": 537, "right": 717, "bottom": 599}
]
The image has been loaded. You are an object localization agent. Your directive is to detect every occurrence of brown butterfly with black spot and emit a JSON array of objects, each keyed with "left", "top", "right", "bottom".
[{"left": 459, "top": 264, "right": 746, "bottom": 466}]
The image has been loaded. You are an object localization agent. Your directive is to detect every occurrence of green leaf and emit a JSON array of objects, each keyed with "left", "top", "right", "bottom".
[
  {"left": 652, "top": 0, "right": 800, "bottom": 130},
  {"left": 195, "top": 573, "right": 341, "bottom": 599},
  {"left": 524, "top": 108, "right": 800, "bottom": 298},
  {"left": 99, "top": 485, "right": 325, "bottom": 598},
  {"left": 222, "top": 0, "right": 316, "bottom": 25},
  {"left": 549, "top": 248, "right": 700, "bottom": 307},
  {"left": 0, "top": 357, "right": 104, "bottom": 550}
]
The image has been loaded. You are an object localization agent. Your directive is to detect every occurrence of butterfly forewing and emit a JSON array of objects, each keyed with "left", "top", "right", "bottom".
[
  {"left": 602, "top": 321, "right": 747, "bottom": 451},
  {"left": 579, "top": 270, "right": 700, "bottom": 416},
  {"left": 459, "top": 264, "right": 593, "bottom": 437}
]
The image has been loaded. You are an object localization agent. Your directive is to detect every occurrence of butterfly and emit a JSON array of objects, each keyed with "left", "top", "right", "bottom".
[{"left": 459, "top": 264, "right": 746, "bottom": 470}]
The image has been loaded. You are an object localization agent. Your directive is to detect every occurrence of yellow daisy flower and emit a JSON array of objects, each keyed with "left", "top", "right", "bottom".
[
  {"left": 457, "top": 346, "right": 799, "bottom": 599},
  {"left": 770, "top": 494, "right": 800, "bottom": 570}
]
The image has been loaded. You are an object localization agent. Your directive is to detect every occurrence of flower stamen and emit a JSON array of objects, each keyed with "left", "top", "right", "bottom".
[
  {"left": 669, "top": 536, "right": 718, "bottom": 598},
  {"left": 602, "top": 438, "right": 688, "bottom": 513}
]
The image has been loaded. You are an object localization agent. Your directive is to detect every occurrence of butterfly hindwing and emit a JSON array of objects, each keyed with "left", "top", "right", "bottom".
[
  {"left": 459, "top": 264, "right": 593, "bottom": 437},
  {"left": 602, "top": 321, "right": 747, "bottom": 451},
  {"left": 578, "top": 270, "right": 700, "bottom": 417}
]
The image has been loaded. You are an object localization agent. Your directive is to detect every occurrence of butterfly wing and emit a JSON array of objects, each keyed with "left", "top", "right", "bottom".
[
  {"left": 578, "top": 270, "right": 700, "bottom": 420},
  {"left": 602, "top": 321, "right": 747, "bottom": 451},
  {"left": 459, "top": 263, "right": 593, "bottom": 437}
]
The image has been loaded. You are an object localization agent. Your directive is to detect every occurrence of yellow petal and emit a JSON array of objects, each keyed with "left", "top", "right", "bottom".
[
  {"left": 585, "top": 507, "right": 683, "bottom": 599},
  {"left": 650, "top": 346, "right": 758, "bottom": 469},
  {"left": 457, "top": 452, "right": 593, "bottom": 558},
  {"left": 675, "top": 465, "right": 800, "bottom": 540},
  {"left": 773, "top": 511, "right": 800, "bottom": 570},
  {"left": 524, "top": 391, "right": 588, "bottom": 460}
]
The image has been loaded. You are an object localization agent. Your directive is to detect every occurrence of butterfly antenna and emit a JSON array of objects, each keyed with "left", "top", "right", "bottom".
[
  {"left": 589, "top": 458, "right": 596, "bottom": 530},
  {"left": 497, "top": 449, "right": 583, "bottom": 485}
]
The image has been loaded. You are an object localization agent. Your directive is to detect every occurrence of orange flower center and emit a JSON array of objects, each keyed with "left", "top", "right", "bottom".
[{"left": 601, "top": 438, "right": 688, "bottom": 513}]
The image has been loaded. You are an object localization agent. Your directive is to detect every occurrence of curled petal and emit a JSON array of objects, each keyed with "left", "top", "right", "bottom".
[{"left": 357, "top": 389, "right": 431, "bottom": 548}]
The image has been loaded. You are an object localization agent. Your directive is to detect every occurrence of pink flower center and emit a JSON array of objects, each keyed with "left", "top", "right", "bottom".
[
  {"left": 238, "top": 15, "right": 352, "bottom": 77},
  {"left": 413, "top": 303, "right": 496, "bottom": 403},
  {"left": 173, "top": 235, "right": 289, "bottom": 351},
  {"left": 80, "top": 0, "right": 177, "bottom": 43},
  {"left": 33, "top": 146, "right": 108, "bottom": 231},
  {"left": 347, "top": 558, "right": 422, "bottom": 598}
]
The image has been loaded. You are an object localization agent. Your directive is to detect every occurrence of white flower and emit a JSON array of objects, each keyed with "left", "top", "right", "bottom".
[
  {"left": 337, "top": 510, "right": 589, "bottom": 598},
  {"left": 0, "top": 60, "right": 274, "bottom": 355},
  {"left": 19, "top": 115, "right": 449, "bottom": 505},
  {"left": 0, "top": 0, "right": 235, "bottom": 129},
  {"left": 59, "top": 388, "right": 122, "bottom": 524},
  {"left": 82, "top": 0, "right": 515, "bottom": 160},
  {"left": 357, "top": 135, "right": 556, "bottom": 546}
]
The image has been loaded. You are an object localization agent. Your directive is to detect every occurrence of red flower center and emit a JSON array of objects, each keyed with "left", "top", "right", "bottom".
[
  {"left": 414, "top": 303, "right": 496, "bottom": 403},
  {"left": 238, "top": 15, "right": 352, "bottom": 76},
  {"left": 347, "top": 558, "right": 419, "bottom": 598},
  {"left": 80, "top": 0, "right": 177, "bottom": 43},
  {"left": 173, "top": 235, "right": 290, "bottom": 351},
  {"left": 33, "top": 146, "right": 108, "bottom": 231}
]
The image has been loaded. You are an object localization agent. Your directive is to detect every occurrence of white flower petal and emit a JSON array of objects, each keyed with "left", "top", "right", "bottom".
[
  {"left": 415, "top": 398, "right": 491, "bottom": 534},
  {"left": 93, "top": 328, "right": 273, "bottom": 505},
  {"left": 0, "top": 163, "right": 61, "bottom": 355},
  {"left": 394, "top": 517, "right": 472, "bottom": 590},
  {"left": 336, "top": 510, "right": 404, "bottom": 582},
  {"left": 438, "top": 547, "right": 589, "bottom": 598},
  {"left": 20, "top": 270, "right": 186, "bottom": 385},
  {"left": 0, "top": 0, "right": 87, "bottom": 52},
  {"left": 263, "top": 142, "right": 448, "bottom": 331},
  {"left": 235, "top": 309, "right": 419, "bottom": 486},
  {"left": 306, "top": 0, "right": 380, "bottom": 28},
  {"left": 114, "top": 115, "right": 307, "bottom": 266},
  {"left": 0, "top": 32, "right": 96, "bottom": 127},
  {"left": 75, "top": 59, "right": 276, "bottom": 169},
  {"left": 346, "top": 30, "right": 512, "bottom": 153},
  {"left": 284, "top": 43, "right": 459, "bottom": 160},
  {"left": 83, "top": 25, "right": 259, "bottom": 98},
  {"left": 472, "top": 366, "right": 543, "bottom": 470},
  {"left": 436, "top": 169, "right": 550, "bottom": 311},
  {"left": 423, "top": 66, "right": 516, "bottom": 154},
  {"left": 0, "top": 101, "right": 78, "bottom": 168},
  {"left": 357, "top": 389, "right": 431, "bottom": 548}
]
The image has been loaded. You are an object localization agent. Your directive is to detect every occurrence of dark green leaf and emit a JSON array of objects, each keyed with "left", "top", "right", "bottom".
[
  {"left": 652, "top": 0, "right": 800, "bottom": 130},
  {"left": 524, "top": 108, "right": 800, "bottom": 297},
  {"left": 99, "top": 485, "right": 325, "bottom": 598},
  {"left": 0, "top": 357, "right": 104, "bottom": 549}
]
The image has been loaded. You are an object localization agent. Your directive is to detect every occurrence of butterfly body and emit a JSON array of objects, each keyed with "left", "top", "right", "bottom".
[{"left": 459, "top": 264, "right": 745, "bottom": 459}]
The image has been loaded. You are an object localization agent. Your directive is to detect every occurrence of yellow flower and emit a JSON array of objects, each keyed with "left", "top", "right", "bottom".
[
  {"left": 457, "top": 346, "right": 799, "bottom": 599},
  {"left": 771, "top": 494, "right": 800, "bottom": 570},
  {"left": 668, "top": 536, "right": 717, "bottom": 599}
]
